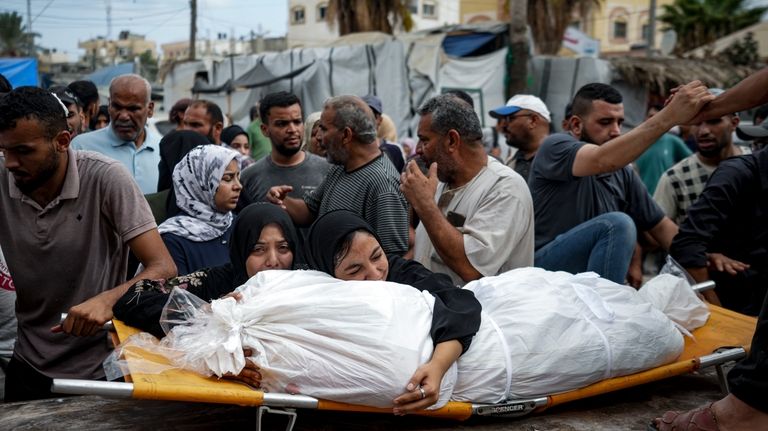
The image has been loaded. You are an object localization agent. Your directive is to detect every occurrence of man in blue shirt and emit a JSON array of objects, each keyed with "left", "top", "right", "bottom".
[{"left": 71, "top": 74, "right": 160, "bottom": 194}]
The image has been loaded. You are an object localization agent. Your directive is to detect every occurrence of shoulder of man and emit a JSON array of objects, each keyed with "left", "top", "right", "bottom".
[{"left": 70, "top": 126, "right": 111, "bottom": 149}]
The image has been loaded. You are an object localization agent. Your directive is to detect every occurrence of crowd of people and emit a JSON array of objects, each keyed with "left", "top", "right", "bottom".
[{"left": 0, "top": 67, "right": 766, "bottom": 430}]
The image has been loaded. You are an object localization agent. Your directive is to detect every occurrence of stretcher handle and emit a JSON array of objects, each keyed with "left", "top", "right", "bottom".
[
  {"left": 59, "top": 313, "right": 115, "bottom": 332},
  {"left": 692, "top": 280, "right": 716, "bottom": 293}
]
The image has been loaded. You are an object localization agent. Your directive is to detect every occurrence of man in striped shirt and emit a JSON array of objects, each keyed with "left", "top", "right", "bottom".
[{"left": 267, "top": 95, "right": 409, "bottom": 255}]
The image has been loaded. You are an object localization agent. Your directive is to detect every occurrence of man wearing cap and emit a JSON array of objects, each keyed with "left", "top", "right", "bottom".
[
  {"left": 654, "top": 96, "right": 749, "bottom": 225},
  {"left": 401, "top": 94, "right": 534, "bottom": 286},
  {"left": 49, "top": 86, "right": 84, "bottom": 139},
  {"left": 490, "top": 95, "right": 551, "bottom": 181},
  {"left": 362, "top": 94, "right": 405, "bottom": 172},
  {"left": 736, "top": 118, "right": 768, "bottom": 152},
  {"left": 529, "top": 82, "right": 713, "bottom": 285},
  {"left": 71, "top": 74, "right": 161, "bottom": 194}
]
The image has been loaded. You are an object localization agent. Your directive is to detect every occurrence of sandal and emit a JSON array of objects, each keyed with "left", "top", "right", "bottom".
[{"left": 648, "top": 402, "right": 719, "bottom": 431}]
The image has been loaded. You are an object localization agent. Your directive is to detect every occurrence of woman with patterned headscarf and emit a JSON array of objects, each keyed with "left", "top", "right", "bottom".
[{"left": 158, "top": 145, "right": 242, "bottom": 275}]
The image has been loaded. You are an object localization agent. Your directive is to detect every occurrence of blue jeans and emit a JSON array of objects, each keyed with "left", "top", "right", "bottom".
[{"left": 534, "top": 212, "right": 636, "bottom": 284}]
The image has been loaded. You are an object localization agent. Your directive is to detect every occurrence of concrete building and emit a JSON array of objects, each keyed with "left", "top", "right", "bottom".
[
  {"left": 161, "top": 36, "right": 287, "bottom": 62},
  {"left": 287, "top": 0, "right": 501, "bottom": 48},
  {"left": 576, "top": 0, "right": 676, "bottom": 56},
  {"left": 79, "top": 31, "right": 157, "bottom": 68}
]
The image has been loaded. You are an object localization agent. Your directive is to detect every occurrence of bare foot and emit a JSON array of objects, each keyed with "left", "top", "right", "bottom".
[{"left": 711, "top": 394, "right": 768, "bottom": 431}]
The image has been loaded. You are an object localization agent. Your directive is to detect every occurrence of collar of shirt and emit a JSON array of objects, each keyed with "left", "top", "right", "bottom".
[{"left": 106, "top": 125, "right": 158, "bottom": 152}]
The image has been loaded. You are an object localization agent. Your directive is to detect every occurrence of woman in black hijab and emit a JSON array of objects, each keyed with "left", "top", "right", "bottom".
[
  {"left": 156, "top": 130, "right": 212, "bottom": 218},
  {"left": 114, "top": 204, "right": 302, "bottom": 338},
  {"left": 305, "top": 210, "right": 481, "bottom": 414}
]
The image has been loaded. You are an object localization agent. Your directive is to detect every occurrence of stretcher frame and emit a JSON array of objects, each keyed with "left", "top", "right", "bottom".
[{"left": 52, "top": 283, "right": 757, "bottom": 428}]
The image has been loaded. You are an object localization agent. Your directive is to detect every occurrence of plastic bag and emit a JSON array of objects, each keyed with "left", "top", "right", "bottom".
[{"left": 638, "top": 273, "right": 710, "bottom": 334}]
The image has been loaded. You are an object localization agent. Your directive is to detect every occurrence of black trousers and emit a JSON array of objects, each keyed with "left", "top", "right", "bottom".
[
  {"left": 4, "top": 356, "right": 55, "bottom": 402},
  {"left": 728, "top": 291, "right": 768, "bottom": 413}
]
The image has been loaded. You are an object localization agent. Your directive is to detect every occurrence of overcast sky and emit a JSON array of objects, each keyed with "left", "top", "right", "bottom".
[
  {"left": 4, "top": 0, "right": 768, "bottom": 62},
  {"left": 2, "top": 0, "right": 288, "bottom": 61}
]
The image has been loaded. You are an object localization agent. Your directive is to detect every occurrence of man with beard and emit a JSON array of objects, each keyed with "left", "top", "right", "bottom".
[
  {"left": 182, "top": 99, "right": 224, "bottom": 145},
  {"left": 68, "top": 80, "right": 99, "bottom": 133},
  {"left": 267, "top": 95, "right": 409, "bottom": 255},
  {"left": 71, "top": 74, "right": 161, "bottom": 194},
  {"left": 490, "top": 94, "right": 551, "bottom": 181},
  {"left": 529, "top": 82, "right": 713, "bottom": 284},
  {"left": 654, "top": 93, "right": 750, "bottom": 225},
  {"left": 0, "top": 87, "right": 176, "bottom": 401},
  {"left": 238, "top": 92, "right": 329, "bottom": 213},
  {"left": 400, "top": 94, "right": 534, "bottom": 286}
]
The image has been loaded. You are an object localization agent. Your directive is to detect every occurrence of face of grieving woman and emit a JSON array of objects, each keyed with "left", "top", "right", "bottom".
[
  {"left": 245, "top": 223, "right": 294, "bottom": 276},
  {"left": 332, "top": 231, "right": 389, "bottom": 281}
]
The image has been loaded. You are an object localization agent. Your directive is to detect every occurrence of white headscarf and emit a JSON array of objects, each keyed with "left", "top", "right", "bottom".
[{"left": 158, "top": 145, "right": 238, "bottom": 242}]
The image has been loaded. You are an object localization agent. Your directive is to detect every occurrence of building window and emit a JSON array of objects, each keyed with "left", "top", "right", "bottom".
[
  {"left": 291, "top": 6, "right": 306, "bottom": 25},
  {"left": 317, "top": 3, "right": 328, "bottom": 21},
  {"left": 613, "top": 20, "right": 627, "bottom": 40},
  {"left": 408, "top": 0, "right": 419, "bottom": 15},
  {"left": 423, "top": 1, "right": 436, "bottom": 18},
  {"left": 641, "top": 23, "right": 651, "bottom": 42}
]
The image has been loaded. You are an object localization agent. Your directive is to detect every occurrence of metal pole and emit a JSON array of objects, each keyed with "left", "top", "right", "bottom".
[
  {"left": 26, "top": 0, "right": 33, "bottom": 57},
  {"left": 189, "top": 0, "right": 197, "bottom": 60},
  {"left": 647, "top": 0, "right": 657, "bottom": 57}
]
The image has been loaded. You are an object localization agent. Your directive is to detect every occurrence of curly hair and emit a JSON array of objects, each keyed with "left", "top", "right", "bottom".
[{"left": 0, "top": 86, "right": 68, "bottom": 139}]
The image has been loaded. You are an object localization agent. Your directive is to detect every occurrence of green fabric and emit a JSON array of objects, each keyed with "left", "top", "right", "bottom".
[
  {"left": 144, "top": 189, "right": 170, "bottom": 225},
  {"left": 247, "top": 119, "right": 272, "bottom": 161},
  {"left": 635, "top": 133, "right": 692, "bottom": 195}
]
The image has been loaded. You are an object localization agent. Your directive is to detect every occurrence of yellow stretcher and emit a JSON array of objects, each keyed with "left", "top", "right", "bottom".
[{"left": 53, "top": 302, "right": 756, "bottom": 427}]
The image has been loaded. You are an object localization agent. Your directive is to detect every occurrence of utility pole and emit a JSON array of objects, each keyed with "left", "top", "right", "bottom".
[
  {"left": 26, "top": 0, "right": 34, "bottom": 57},
  {"left": 647, "top": 0, "right": 657, "bottom": 57},
  {"left": 106, "top": 0, "right": 113, "bottom": 40},
  {"left": 507, "top": 0, "right": 528, "bottom": 97},
  {"left": 190, "top": 0, "right": 197, "bottom": 60}
]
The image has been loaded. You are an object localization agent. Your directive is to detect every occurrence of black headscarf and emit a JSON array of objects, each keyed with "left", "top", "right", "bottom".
[
  {"left": 306, "top": 210, "right": 381, "bottom": 276},
  {"left": 221, "top": 125, "right": 248, "bottom": 146},
  {"left": 157, "top": 130, "right": 212, "bottom": 217},
  {"left": 226, "top": 203, "right": 303, "bottom": 285},
  {"left": 114, "top": 203, "right": 302, "bottom": 338}
]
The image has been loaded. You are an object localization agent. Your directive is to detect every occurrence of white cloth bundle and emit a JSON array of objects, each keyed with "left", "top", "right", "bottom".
[{"left": 139, "top": 268, "right": 692, "bottom": 408}]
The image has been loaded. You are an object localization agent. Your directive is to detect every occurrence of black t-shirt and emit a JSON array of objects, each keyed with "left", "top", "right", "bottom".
[{"left": 529, "top": 133, "right": 664, "bottom": 249}]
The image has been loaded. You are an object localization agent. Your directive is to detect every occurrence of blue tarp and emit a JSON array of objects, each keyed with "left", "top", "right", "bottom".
[
  {"left": 442, "top": 33, "right": 497, "bottom": 57},
  {"left": 0, "top": 58, "right": 38, "bottom": 87},
  {"left": 84, "top": 62, "right": 135, "bottom": 87}
]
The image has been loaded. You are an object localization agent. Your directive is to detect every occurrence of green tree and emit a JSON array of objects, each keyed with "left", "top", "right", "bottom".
[
  {"left": 326, "top": 0, "right": 413, "bottom": 35},
  {"left": 659, "top": 0, "right": 767, "bottom": 54},
  {"left": 527, "top": 0, "right": 601, "bottom": 55},
  {"left": 0, "top": 11, "right": 34, "bottom": 57}
]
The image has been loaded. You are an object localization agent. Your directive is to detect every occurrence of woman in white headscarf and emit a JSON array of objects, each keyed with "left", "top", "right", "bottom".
[{"left": 158, "top": 145, "right": 242, "bottom": 275}]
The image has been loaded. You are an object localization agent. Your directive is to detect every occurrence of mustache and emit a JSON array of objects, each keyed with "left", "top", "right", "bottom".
[{"left": 113, "top": 120, "right": 135, "bottom": 128}]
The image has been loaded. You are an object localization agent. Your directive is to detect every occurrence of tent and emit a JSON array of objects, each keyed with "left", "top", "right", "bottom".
[{"left": 0, "top": 58, "right": 38, "bottom": 87}]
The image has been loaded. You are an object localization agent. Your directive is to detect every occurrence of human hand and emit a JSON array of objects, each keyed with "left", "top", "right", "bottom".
[
  {"left": 707, "top": 253, "right": 750, "bottom": 276},
  {"left": 266, "top": 185, "right": 293, "bottom": 208},
  {"left": 661, "top": 81, "right": 716, "bottom": 125},
  {"left": 392, "top": 361, "right": 444, "bottom": 415},
  {"left": 626, "top": 262, "right": 643, "bottom": 289},
  {"left": 400, "top": 161, "right": 439, "bottom": 213},
  {"left": 220, "top": 291, "right": 243, "bottom": 302},
  {"left": 53, "top": 291, "right": 115, "bottom": 336},
  {"left": 222, "top": 348, "right": 262, "bottom": 388}
]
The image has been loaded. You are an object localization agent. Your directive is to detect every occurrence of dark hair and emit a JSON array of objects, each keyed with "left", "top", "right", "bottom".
[
  {"left": 250, "top": 104, "right": 260, "bottom": 121},
  {"left": 169, "top": 98, "right": 193, "bottom": 124},
  {"left": 0, "top": 73, "right": 12, "bottom": 95},
  {"left": 753, "top": 103, "right": 768, "bottom": 124},
  {"left": 0, "top": 86, "right": 68, "bottom": 139},
  {"left": 189, "top": 99, "right": 224, "bottom": 126},
  {"left": 418, "top": 94, "right": 483, "bottom": 143},
  {"left": 563, "top": 102, "right": 573, "bottom": 120},
  {"left": 259, "top": 91, "right": 302, "bottom": 122},
  {"left": 90, "top": 104, "right": 109, "bottom": 129},
  {"left": 68, "top": 80, "right": 99, "bottom": 108},
  {"left": 571, "top": 83, "right": 623, "bottom": 117},
  {"left": 444, "top": 89, "right": 475, "bottom": 108}
]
